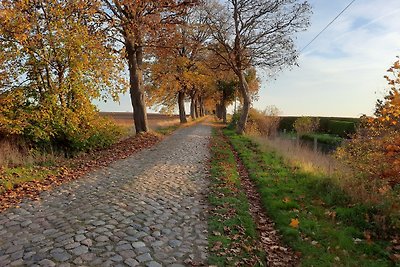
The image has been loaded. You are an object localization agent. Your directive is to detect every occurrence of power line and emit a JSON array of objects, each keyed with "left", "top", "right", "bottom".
[{"left": 300, "top": 0, "right": 357, "bottom": 52}]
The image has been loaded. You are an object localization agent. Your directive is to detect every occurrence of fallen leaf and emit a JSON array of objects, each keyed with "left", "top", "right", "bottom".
[{"left": 289, "top": 218, "right": 299, "bottom": 228}]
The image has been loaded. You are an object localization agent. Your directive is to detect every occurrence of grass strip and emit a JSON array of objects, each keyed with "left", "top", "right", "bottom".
[
  {"left": 223, "top": 128, "right": 394, "bottom": 267},
  {"left": 208, "top": 128, "right": 264, "bottom": 266}
]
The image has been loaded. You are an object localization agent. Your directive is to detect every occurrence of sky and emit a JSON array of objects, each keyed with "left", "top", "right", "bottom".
[
  {"left": 96, "top": 0, "right": 400, "bottom": 118},
  {"left": 256, "top": 0, "right": 400, "bottom": 117}
]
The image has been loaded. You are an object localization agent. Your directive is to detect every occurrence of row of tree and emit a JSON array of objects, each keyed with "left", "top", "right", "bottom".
[{"left": 0, "top": 0, "right": 311, "bottom": 144}]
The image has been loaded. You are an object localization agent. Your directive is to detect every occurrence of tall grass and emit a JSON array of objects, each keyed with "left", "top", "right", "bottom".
[
  {"left": 251, "top": 135, "right": 399, "bottom": 206},
  {"left": 0, "top": 140, "right": 33, "bottom": 167},
  {"left": 252, "top": 136, "right": 341, "bottom": 176},
  {"left": 0, "top": 139, "right": 60, "bottom": 168}
]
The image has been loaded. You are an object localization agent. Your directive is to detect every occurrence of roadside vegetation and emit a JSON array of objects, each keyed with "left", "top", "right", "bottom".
[
  {"left": 208, "top": 128, "right": 264, "bottom": 266},
  {"left": 0, "top": 115, "right": 184, "bottom": 209},
  {"left": 224, "top": 127, "right": 396, "bottom": 266},
  {"left": 217, "top": 59, "right": 400, "bottom": 265}
]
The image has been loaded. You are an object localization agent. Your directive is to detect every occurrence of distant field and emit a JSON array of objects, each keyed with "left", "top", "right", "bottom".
[{"left": 100, "top": 112, "right": 182, "bottom": 131}]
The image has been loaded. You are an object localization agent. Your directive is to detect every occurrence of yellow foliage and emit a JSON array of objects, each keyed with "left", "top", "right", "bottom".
[{"left": 0, "top": 0, "right": 126, "bottom": 152}]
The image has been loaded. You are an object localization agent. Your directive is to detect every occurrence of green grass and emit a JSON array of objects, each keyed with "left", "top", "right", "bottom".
[
  {"left": 223, "top": 129, "right": 395, "bottom": 267},
  {"left": 208, "top": 129, "right": 264, "bottom": 266}
]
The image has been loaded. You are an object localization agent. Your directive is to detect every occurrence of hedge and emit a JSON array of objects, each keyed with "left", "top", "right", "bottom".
[{"left": 279, "top": 117, "right": 359, "bottom": 137}]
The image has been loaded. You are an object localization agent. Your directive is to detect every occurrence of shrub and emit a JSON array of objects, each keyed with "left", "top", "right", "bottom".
[
  {"left": 244, "top": 107, "right": 281, "bottom": 137},
  {"left": 337, "top": 59, "right": 400, "bottom": 187},
  {"left": 335, "top": 59, "right": 400, "bottom": 235},
  {"left": 0, "top": 95, "right": 126, "bottom": 156},
  {"left": 293, "top": 116, "right": 319, "bottom": 135}
]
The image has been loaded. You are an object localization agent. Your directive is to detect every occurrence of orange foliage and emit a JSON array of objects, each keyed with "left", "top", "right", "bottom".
[{"left": 337, "top": 58, "right": 400, "bottom": 186}]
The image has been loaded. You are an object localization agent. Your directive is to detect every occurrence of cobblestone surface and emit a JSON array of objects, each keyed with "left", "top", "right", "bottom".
[{"left": 0, "top": 123, "right": 211, "bottom": 266}]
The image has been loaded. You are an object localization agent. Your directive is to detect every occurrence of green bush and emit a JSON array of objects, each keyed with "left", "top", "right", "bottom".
[
  {"left": 68, "top": 118, "right": 126, "bottom": 154},
  {"left": 228, "top": 112, "right": 240, "bottom": 130}
]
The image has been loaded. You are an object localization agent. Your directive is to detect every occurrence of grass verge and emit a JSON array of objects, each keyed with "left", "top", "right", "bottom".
[
  {"left": 223, "top": 128, "right": 396, "bottom": 267},
  {"left": 208, "top": 128, "right": 264, "bottom": 266}
]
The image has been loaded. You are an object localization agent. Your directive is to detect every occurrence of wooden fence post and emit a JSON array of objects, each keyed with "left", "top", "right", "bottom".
[{"left": 314, "top": 137, "right": 318, "bottom": 152}]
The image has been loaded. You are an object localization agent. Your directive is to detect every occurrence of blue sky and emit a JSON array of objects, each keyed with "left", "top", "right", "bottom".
[
  {"left": 256, "top": 0, "right": 400, "bottom": 117},
  {"left": 96, "top": 0, "right": 400, "bottom": 117}
]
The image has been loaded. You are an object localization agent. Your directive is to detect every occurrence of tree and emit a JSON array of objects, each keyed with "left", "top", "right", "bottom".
[
  {"left": 145, "top": 4, "right": 211, "bottom": 123},
  {"left": 293, "top": 117, "right": 319, "bottom": 135},
  {"left": 337, "top": 58, "right": 400, "bottom": 186},
  {"left": 206, "top": 0, "right": 311, "bottom": 134},
  {"left": 0, "top": 0, "right": 125, "bottom": 150},
  {"left": 100, "top": 0, "right": 195, "bottom": 132},
  {"left": 213, "top": 70, "right": 237, "bottom": 123}
]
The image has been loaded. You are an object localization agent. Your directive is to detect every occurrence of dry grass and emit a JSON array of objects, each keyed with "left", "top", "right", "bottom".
[
  {"left": 250, "top": 135, "right": 393, "bottom": 205},
  {"left": 0, "top": 139, "right": 60, "bottom": 168},
  {"left": 252, "top": 136, "right": 341, "bottom": 176},
  {"left": 100, "top": 112, "right": 182, "bottom": 133},
  {"left": 0, "top": 140, "right": 33, "bottom": 167}
]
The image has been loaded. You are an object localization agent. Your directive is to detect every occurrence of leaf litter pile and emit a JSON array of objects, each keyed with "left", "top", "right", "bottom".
[{"left": 0, "top": 132, "right": 161, "bottom": 211}]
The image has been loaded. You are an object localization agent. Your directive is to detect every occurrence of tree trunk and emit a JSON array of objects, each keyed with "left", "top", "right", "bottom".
[
  {"left": 236, "top": 71, "right": 250, "bottom": 134},
  {"left": 126, "top": 36, "right": 148, "bottom": 133},
  {"left": 199, "top": 97, "right": 205, "bottom": 117},
  {"left": 190, "top": 92, "right": 196, "bottom": 119},
  {"left": 194, "top": 97, "right": 199, "bottom": 118},
  {"left": 222, "top": 89, "right": 227, "bottom": 124},
  {"left": 178, "top": 90, "right": 187, "bottom": 123},
  {"left": 216, "top": 104, "right": 221, "bottom": 119}
]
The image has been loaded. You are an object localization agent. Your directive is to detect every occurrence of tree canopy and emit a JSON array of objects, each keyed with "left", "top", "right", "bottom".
[
  {"left": 0, "top": 0, "right": 126, "bottom": 150},
  {"left": 0, "top": 0, "right": 313, "bottom": 151},
  {"left": 205, "top": 0, "right": 311, "bottom": 133}
]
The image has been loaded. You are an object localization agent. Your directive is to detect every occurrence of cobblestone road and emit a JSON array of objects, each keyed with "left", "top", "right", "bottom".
[{"left": 0, "top": 123, "right": 211, "bottom": 267}]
